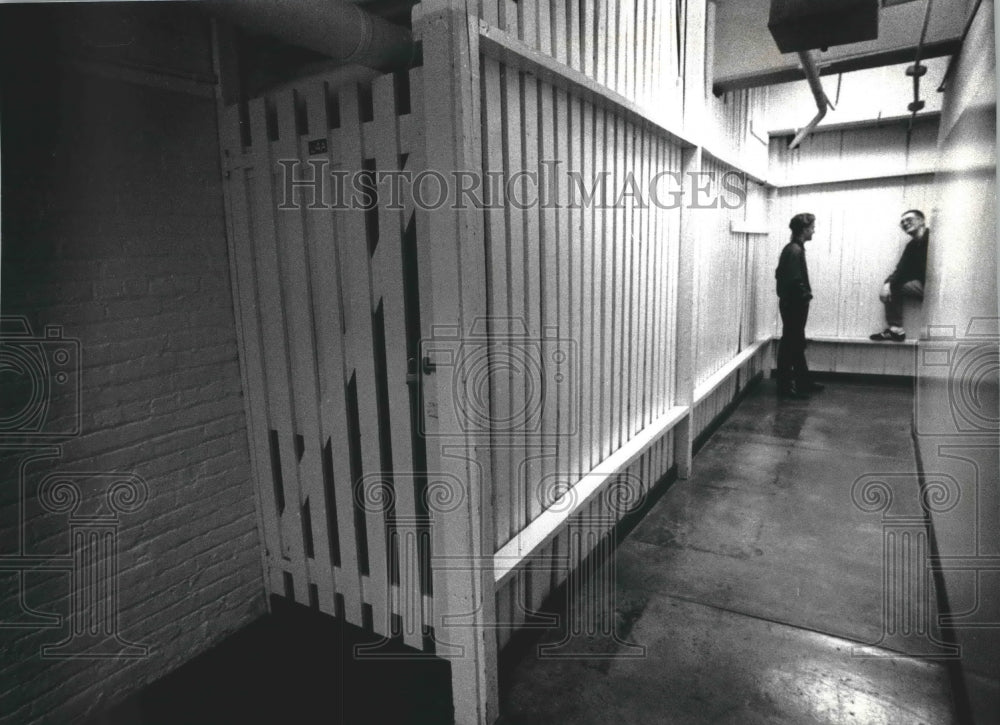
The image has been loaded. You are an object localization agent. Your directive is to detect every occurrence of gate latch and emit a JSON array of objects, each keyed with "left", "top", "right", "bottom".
[{"left": 406, "top": 356, "right": 437, "bottom": 386}]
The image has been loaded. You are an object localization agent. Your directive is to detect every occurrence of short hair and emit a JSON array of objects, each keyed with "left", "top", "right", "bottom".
[
  {"left": 901, "top": 209, "right": 925, "bottom": 220},
  {"left": 789, "top": 213, "right": 815, "bottom": 235}
]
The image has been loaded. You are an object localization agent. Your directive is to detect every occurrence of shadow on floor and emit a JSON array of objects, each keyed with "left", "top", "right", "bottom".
[
  {"left": 499, "top": 377, "right": 960, "bottom": 725},
  {"left": 95, "top": 597, "right": 453, "bottom": 725}
]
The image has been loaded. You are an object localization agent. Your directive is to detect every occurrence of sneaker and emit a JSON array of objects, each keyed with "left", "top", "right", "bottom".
[{"left": 870, "top": 328, "right": 906, "bottom": 342}]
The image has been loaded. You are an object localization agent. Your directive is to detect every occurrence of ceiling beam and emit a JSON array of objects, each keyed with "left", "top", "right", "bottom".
[{"left": 713, "top": 38, "right": 960, "bottom": 94}]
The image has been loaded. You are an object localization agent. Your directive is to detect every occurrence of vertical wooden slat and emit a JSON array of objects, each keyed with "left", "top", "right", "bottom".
[
  {"left": 224, "top": 152, "right": 286, "bottom": 599},
  {"left": 675, "top": 146, "right": 701, "bottom": 478},
  {"left": 538, "top": 0, "right": 552, "bottom": 56},
  {"left": 502, "top": 0, "right": 520, "bottom": 40},
  {"left": 552, "top": 0, "right": 568, "bottom": 64},
  {"left": 595, "top": 0, "right": 607, "bottom": 87},
  {"left": 568, "top": 95, "right": 582, "bottom": 476},
  {"left": 622, "top": 120, "right": 636, "bottom": 439},
  {"left": 552, "top": 80, "right": 572, "bottom": 589},
  {"left": 640, "top": 130, "right": 655, "bottom": 426},
  {"left": 567, "top": 0, "right": 580, "bottom": 71},
  {"left": 538, "top": 80, "right": 559, "bottom": 515},
  {"left": 408, "top": 67, "right": 438, "bottom": 637},
  {"left": 273, "top": 88, "right": 338, "bottom": 613},
  {"left": 612, "top": 0, "right": 624, "bottom": 95},
  {"left": 370, "top": 73, "right": 426, "bottom": 649},
  {"left": 338, "top": 83, "right": 391, "bottom": 636},
  {"left": 503, "top": 65, "right": 527, "bottom": 537},
  {"left": 300, "top": 79, "right": 366, "bottom": 625},
  {"left": 607, "top": 111, "right": 623, "bottom": 455},
  {"left": 521, "top": 72, "right": 543, "bottom": 527},
  {"left": 650, "top": 0, "right": 662, "bottom": 112},
  {"left": 627, "top": 0, "right": 637, "bottom": 101},
  {"left": 684, "top": 0, "right": 706, "bottom": 132},
  {"left": 246, "top": 97, "right": 311, "bottom": 603},
  {"left": 653, "top": 137, "right": 668, "bottom": 417},
  {"left": 579, "top": 99, "right": 595, "bottom": 471},
  {"left": 522, "top": 68, "right": 552, "bottom": 617},
  {"left": 482, "top": 55, "right": 512, "bottom": 549},
  {"left": 483, "top": 0, "right": 500, "bottom": 26},
  {"left": 590, "top": 106, "right": 608, "bottom": 467}
]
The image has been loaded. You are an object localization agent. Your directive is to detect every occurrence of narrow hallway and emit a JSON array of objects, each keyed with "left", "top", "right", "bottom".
[{"left": 501, "top": 378, "right": 958, "bottom": 725}]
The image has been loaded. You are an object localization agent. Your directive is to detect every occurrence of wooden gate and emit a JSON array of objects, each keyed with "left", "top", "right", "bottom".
[{"left": 219, "top": 67, "right": 434, "bottom": 651}]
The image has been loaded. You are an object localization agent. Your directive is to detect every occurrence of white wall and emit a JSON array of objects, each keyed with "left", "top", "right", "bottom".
[
  {"left": 769, "top": 121, "right": 940, "bottom": 340},
  {"left": 913, "top": 1, "right": 999, "bottom": 721},
  {"left": 766, "top": 57, "right": 950, "bottom": 134}
]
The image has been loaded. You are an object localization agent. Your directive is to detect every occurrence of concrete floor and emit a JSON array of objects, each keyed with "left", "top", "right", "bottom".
[
  {"left": 102, "top": 378, "right": 959, "bottom": 724},
  {"left": 500, "top": 378, "right": 959, "bottom": 725}
]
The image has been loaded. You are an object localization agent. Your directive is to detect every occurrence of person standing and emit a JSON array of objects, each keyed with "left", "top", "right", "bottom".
[
  {"left": 869, "top": 209, "right": 928, "bottom": 342},
  {"left": 775, "top": 213, "right": 824, "bottom": 399}
]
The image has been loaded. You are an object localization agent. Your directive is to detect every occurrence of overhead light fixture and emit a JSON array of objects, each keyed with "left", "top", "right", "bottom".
[{"left": 768, "top": 0, "right": 880, "bottom": 53}]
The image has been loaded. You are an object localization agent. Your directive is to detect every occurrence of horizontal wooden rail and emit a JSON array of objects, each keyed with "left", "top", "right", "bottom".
[
  {"left": 221, "top": 112, "right": 419, "bottom": 170},
  {"left": 475, "top": 22, "right": 774, "bottom": 189},
  {"left": 768, "top": 111, "right": 942, "bottom": 138},
  {"left": 693, "top": 338, "right": 772, "bottom": 404},
  {"left": 771, "top": 167, "right": 936, "bottom": 189},
  {"left": 809, "top": 336, "right": 918, "bottom": 346},
  {"left": 731, "top": 220, "right": 770, "bottom": 234},
  {"left": 493, "top": 405, "right": 689, "bottom": 588},
  {"left": 701, "top": 143, "right": 769, "bottom": 185},
  {"left": 477, "top": 21, "right": 695, "bottom": 150}
]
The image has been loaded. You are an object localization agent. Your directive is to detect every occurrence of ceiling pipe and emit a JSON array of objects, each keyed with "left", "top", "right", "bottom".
[
  {"left": 207, "top": 0, "right": 415, "bottom": 71},
  {"left": 788, "top": 51, "right": 834, "bottom": 150}
]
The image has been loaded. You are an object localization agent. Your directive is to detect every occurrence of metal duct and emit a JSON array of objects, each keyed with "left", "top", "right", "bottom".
[
  {"left": 788, "top": 51, "right": 833, "bottom": 149},
  {"left": 207, "top": 0, "right": 415, "bottom": 70}
]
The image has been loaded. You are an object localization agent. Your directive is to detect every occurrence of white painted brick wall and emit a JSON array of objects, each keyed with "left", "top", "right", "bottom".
[{"left": 0, "top": 8, "right": 266, "bottom": 723}]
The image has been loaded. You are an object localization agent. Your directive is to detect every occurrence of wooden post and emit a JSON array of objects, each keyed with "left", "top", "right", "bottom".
[
  {"left": 416, "top": 2, "right": 499, "bottom": 723},
  {"left": 674, "top": 146, "right": 701, "bottom": 479}
]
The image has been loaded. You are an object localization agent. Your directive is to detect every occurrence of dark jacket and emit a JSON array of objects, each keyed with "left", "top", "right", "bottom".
[
  {"left": 775, "top": 241, "right": 812, "bottom": 301},
  {"left": 886, "top": 230, "right": 929, "bottom": 290}
]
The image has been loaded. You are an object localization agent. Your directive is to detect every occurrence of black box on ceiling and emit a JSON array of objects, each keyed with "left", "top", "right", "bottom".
[{"left": 768, "top": 0, "right": 879, "bottom": 53}]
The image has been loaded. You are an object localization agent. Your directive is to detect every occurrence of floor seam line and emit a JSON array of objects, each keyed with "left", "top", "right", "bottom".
[{"left": 644, "top": 589, "right": 951, "bottom": 664}]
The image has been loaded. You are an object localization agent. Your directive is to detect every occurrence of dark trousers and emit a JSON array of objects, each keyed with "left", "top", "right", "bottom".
[
  {"left": 884, "top": 279, "right": 924, "bottom": 327},
  {"left": 777, "top": 298, "right": 810, "bottom": 387}
]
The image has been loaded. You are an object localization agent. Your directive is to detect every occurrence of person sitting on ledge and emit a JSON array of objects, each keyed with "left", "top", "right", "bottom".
[{"left": 870, "top": 209, "right": 928, "bottom": 342}]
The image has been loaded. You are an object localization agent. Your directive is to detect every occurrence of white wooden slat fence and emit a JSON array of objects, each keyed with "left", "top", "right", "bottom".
[
  {"left": 218, "top": 1, "right": 785, "bottom": 721},
  {"left": 478, "top": 57, "right": 686, "bottom": 647},
  {"left": 221, "top": 68, "right": 433, "bottom": 651}
]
